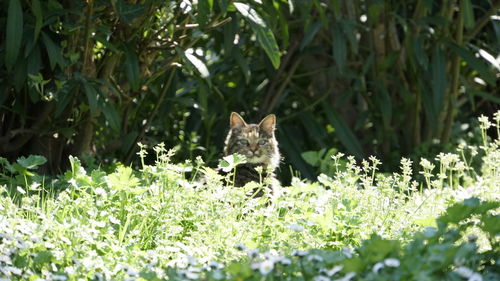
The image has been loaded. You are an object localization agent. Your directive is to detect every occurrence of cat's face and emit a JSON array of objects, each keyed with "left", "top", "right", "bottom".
[{"left": 224, "top": 112, "right": 280, "bottom": 169}]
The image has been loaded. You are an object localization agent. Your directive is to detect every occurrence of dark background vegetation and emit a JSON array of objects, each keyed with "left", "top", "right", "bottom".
[{"left": 1, "top": 0, "right": 499, "bottom": 182}]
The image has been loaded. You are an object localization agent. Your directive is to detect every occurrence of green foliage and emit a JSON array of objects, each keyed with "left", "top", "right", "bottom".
[
  {"left": 0, "top": 116, "right": 499, "bottom": 280},
  {"left": 1, "top": 0, "right": 498, "bottom": 179}
]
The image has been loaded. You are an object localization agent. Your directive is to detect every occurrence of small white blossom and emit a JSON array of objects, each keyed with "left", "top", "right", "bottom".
[
  {"left": 314, "top": 275, "right": 331, "bottom": 281},
  {"left": 307, "top": 254, "right": 324, "bottom": 263},
  {"left": 455, "top": 266, "right": 474, "bottom": 278},
  {"left": 247, "top": 249, "right": 259, "bottom": 258},
  {"left": 289, "top": 223, "right": 304, "bottom": 232},
  {"left": 468, "top": 273, "right": 482, "bottom": 281},
  {"left": 334, "top": 272, "right": 356, "bottom": 281},
  {"left": 259, "top": 260, "right": 274, "bottom": 275},
  {"left": 384, "top": 258, "right": 400, "bottom": 267},
  {"left": 372, "top": 262, "right": 384, "bottom": 273},
  {"left": 323, "top": 265, "right": 343, "bottom": 276}
]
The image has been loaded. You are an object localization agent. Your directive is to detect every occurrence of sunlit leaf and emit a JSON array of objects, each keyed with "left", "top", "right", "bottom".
[{"left": 234, "top": 2, "right": 280, "bottom": 69}]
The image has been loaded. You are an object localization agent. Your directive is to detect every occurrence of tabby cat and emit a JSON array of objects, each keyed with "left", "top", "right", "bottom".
[{"left": 222, "top": 112, "right": 280, "bottom": 195}]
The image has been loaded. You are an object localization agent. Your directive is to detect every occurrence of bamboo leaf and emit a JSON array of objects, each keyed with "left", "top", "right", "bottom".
[
  {"left": 41, "top": 32, "right": 65, "bottom": 70},
  {"left": 197, "top": 0, "right": 211, "bottom": 27},
  {"left": 461, "top": 0, "right": 475, "bottom": 30},
  {"left": 332, "top": 25, "right": 347, "bottom": 73},
  {"left": 233, "top": 49, "right": 250, "bottom": 84},
  {"left": 412, "top": 36, "right": 428, "bottom": 68},
  {"left": 31, "top": 0, "right": 43, "bottom": 42},
  {"left": 300, "top": 21, "right": 322, "bottom": 51},
  {"left": 468, "top": 89, "right": 500, "bottom": 104},
  {"left": 322, "top": 104, "right": 363, "bottom": 159},
  {"left": 5, "top": 0, "right": 24, "bottom": 70},
  {"left": 449, "top": 43, "right": 496, "bottom": 86},
  {"left": 374, "top": 81, "right": 392, "bottom": 129},
  {"left": 234, "top": 2, "right": 280, "bottom": 69},
  {"left": 99, "top": 100, "right": 121, "bottom": 132},
  {"left": 116, "top": 0, "right": 145, "bottom": 25},
  {"left": 217, "top": 0, "right": 228, "bottom": 13},
  {"left": 83, "top": 82, "right": 99, "bottom": 115},
  {"left": 431, "top": 46, "right": 447, "bottom": 113},
  {"left": 124, "top": 48, "right": 141, "bottom": 91}
]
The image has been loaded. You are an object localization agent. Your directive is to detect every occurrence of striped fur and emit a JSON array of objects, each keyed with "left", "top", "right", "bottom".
[{"left": 223, "top": 113, "right": 280, "bottom": 193}]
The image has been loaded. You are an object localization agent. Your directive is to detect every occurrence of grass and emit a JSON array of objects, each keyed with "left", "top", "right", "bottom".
[{"left": 0, "top": 113, "right": 499, "bottom": 280}]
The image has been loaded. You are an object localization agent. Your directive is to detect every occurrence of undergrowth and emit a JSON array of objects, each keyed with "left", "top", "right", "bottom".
[{"left": 0, "top": 114, "right": 499, "bottom": 280}]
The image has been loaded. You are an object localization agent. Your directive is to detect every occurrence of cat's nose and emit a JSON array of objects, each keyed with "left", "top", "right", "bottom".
[{"left": 249, "top": 145, "right": 258, "bottom": 152}]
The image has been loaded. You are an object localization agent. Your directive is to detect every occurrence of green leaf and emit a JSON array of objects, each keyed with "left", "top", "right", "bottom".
[
  {"left": 94, "top": 34, "right": 119, "bottom": 53},
  {"left": 342, "top": 21, "right": 359, "bottom": 55},
  {"left": 412, "top": 36, "right": 428, "bottom": 68},
  {"left": 197, "top": 0, "right": 212, "bottom": 27},
  {"left": 461, "top": 0, "right": 475, "bottom": 30},
  {"left": 5, "top": 0, "right": 24, "bottom": 70},
  {"left": 99, "top": 99, "right": 121, "bottom": 132},
  {"left": 16, "top": 155, "right": 47, "bottom": 169},
  {"left": 431, "top": 46, "right": 446, "bottom": 113},
  {"left": 233, "top": 49, "right": 250, "bottom": 83},
  {"left": 31, "top": 0, "right": 43, "bottom": 42},
  {"left": 449, "top": 43, "right": 496, "bottom": 86},
  {"left": 323, "top": 105, "right": 363, "bottom": 159},
  {"left": 124, "top": 48, "right": 141, "bottom": 91},
  {"left": 301, "top": 151, "right": 320, "bottom": 167},
  {"left": 217, "top": 0, "right": 228, "bottom": 13},
  {"left": 332, "top": 26, "right": 347, "bottom": 73},
  {"left": 468, "top": 88, "right": 500, "bottom": 104},
  {"left": 55, "top": 81, "right": 76, "bottom": 117},
  {"left": 116, "top": 0, "right": 145, "bottom": 25},
  {"left": 34, "top": 251, "right": 53, "bottom": 265},
  {"left": 481, "top": 214, "right": 500, "bottom": 237},
  {"left": 374, "top": 80, "right": 392, "bottom": 128},
  {"left": 300, "top": 21, "right": 322, "bottom": 51},
  {"left": 83, "top": 82, "right": 99, "bottom": 115},
  {"left": 234, "top": 2, "right": 280, "bottom": 69},
  {"left": 41, "top": 32, "right": 65, "bottom": 70}
]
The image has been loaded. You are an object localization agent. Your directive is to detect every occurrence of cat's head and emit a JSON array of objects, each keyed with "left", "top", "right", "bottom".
[{"left": 224, "top": 112, "right": 280, "bottom": 169}]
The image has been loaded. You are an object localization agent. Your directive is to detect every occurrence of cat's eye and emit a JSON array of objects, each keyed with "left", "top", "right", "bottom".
[
  {"left": 238, "top": 139, "right": 249, "bottom": 146},
  {"left": 258, "top": 139, "right": 267, "bottom": 145}
]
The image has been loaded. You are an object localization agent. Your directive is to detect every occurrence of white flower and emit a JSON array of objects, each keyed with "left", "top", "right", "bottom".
[
  {"left": 247, "top": 249, "right": 259, "bottom": 258},
  {"left": 384, "top": 258, "right": 400, "bottom": 267},
  {"left": 52, "top": 275, "right": 68, "bottom": 281},
  {"left": 468, "top": 273, "right": 482, "bottom": 281},
  {"left": 372, "top": 262, "right": 384, "bottom": 273},
  {"left": 307, "top": 254, "right": 324, "bottom": 263},
  {"left": 289, "top": 223, "right": 304, "bottom": 232},
  {"left": 68, "top": 178, "right": 77, "bottom": 187},
  {"left": 334, "top": 272, "right": 356, "bottom": 281},
  {"left": 279, "top": 258, "right": 292, "bottom": 266},
  {"left": 259, "top": 260, "right": 274, "bottom": 275},
  {"left": 16, "top": 186, "right": 26, "bottom": 194},
  {"left": 291, "top": 249, "right": 308, "bottom": 257},
  {"left": 455, "top": 266, "right": 473, "bottom": 278},
  {"left": 314, "top": 276, "right": 331, "bottom": 281},
  {"left": 323, "top": 265, "right": 343, "bottom": 276}
]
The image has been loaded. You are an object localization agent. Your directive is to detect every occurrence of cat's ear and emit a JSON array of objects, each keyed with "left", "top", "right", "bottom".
[
  {"left": 259, "top": 114, "right": 276, "bottom": 132},
  {"left": 230, "top": 112, "right": 247, "bottom": 128}
]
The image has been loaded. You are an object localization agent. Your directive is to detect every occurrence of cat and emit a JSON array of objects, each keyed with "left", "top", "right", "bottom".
[{"left": 222, "top": 112, "right": 280, "bottom": 197}]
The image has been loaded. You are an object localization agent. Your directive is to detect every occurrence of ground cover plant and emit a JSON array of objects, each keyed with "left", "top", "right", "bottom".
[{"left": 0, "top": 114, "right": 499, "bottom": 280}]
